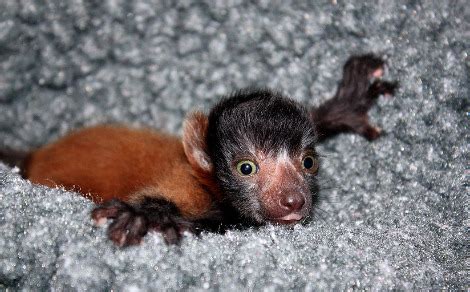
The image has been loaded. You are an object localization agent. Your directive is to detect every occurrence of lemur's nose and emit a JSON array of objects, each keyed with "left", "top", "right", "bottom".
[{"left": 280, "top": 194, "right": 305, "bottom": 213}]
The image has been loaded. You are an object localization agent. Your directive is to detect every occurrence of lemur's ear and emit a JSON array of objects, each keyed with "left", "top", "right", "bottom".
[{"left": 182, "top": 111, "right": 213, "bottom": 173}]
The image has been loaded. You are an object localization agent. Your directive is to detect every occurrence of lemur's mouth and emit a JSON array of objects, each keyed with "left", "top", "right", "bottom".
[{"left": 269, "top": 213, "right": 303, "bottom": 225}]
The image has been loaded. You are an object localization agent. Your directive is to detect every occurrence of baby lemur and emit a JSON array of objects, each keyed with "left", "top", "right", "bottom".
[{"left": 1, "top": 54, "right": 396, "bottom": 246}]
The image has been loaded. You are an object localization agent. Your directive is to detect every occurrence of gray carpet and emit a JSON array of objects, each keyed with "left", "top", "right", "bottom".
[{"left": 0, "top": 0, "right": 468, "bottom": 290}]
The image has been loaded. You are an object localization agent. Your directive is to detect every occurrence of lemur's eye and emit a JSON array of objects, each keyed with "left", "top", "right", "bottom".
[
  {"left": 302, "top": 156, "right": 318, "bottom": 172},
  {"left": 236, "top": 160, "right": 257, "bottom": 176}
]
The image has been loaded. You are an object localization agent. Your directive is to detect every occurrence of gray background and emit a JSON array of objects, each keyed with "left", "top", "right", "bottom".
[{"left": 0, "top": 0, "right": 468, "bottom": 290}]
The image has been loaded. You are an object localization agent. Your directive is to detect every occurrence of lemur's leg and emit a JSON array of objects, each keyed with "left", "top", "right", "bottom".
[{"left": 311, "top": 54, "right": 397, "bottom": 142}]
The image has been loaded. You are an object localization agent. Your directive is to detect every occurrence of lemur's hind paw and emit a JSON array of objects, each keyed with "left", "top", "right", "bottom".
[
  {"left": 311, "top": 54, "right": 398, "bottom": 142},
  {"left": 339, "top": 54, "right": 397, "bottom": 110}
]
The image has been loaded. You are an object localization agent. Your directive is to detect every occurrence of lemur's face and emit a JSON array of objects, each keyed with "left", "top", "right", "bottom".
[
  {"left": 207, "top": 90, "right": 320, "bottom": 225},
  {"left": 227, "top": 148, "right": 319, "bottom": 224}
]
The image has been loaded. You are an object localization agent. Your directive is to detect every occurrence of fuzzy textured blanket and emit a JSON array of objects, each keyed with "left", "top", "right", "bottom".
[{"left": 0, "top": 0, "right": 468, "bottom": 290}]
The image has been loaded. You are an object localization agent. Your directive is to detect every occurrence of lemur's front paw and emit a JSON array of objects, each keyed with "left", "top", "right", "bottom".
[
  {"left": 92, "top": 199, "right": 194, "bottom": 246},
  {"left": 92, "top": 200, "right": 147, "bottom": 246}
]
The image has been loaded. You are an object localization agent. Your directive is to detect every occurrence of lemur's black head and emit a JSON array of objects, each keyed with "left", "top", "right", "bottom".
[{"left": 183, "top": 89, "right": 319, "bottom": 225}]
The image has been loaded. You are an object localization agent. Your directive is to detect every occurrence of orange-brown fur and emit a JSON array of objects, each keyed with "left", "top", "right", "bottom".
[{"left": 25, "top": 125, "right": 214, "bottom": 219}]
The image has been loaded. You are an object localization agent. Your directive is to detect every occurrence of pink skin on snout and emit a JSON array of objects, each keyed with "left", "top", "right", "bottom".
[{"left": 253, "top": 151, "right": 311, "bottom": 224}]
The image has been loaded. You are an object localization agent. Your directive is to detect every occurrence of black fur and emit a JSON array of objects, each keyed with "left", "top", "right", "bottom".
[
  {"left": 206, "top": 89, "right": 318, "bottom": 224},
  {"left": 0, "top": 149, "right": 29, "bottom": 172},
  {"left": 311, "top": 54, "right": 397, "bottom": 141}
]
